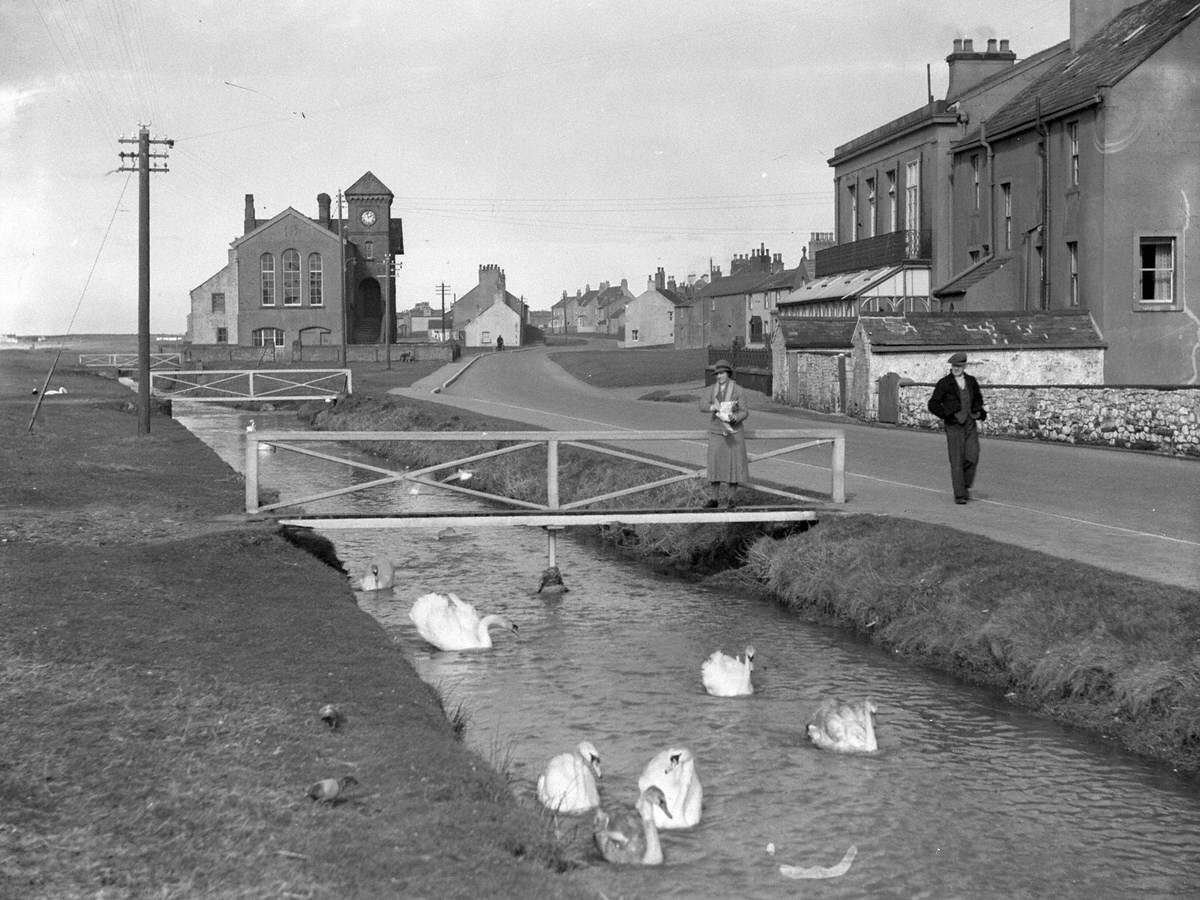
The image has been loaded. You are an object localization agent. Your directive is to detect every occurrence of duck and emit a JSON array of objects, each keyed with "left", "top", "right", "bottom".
[
  {"left": 536, "top": 741, "right": 602, "bottom": 813},
  {"left": 319, "top": 703, "right": 344, "bottom": 731},
  {"left": 806, "top": 698, "right": 878, "bottom": 753},
  {"left": 701, "top": 645, "right": 755, "bottom": 696},
  {"left": 408, "top": 591, "right": 517, "bottom": 651},
  {"left": 358, "top": 557, "right": 396, "bottom": 591},
  {"left": 637, "top": 747, "right": 702, "bottom": 829},
  {"left": 593, "top": 786, "right": 672, "bottom": 865}
]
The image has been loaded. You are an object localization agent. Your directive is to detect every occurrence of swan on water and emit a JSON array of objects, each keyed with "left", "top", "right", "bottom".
[
  {"left": 701, "top": 644, "right": 755, "bottom": 696},
  {"left": 357, "top": 557, "right": 397, "bottom": 591},
  {"left": 537, "top": 741, "right": 602, "bottom": 813},
  {"left": 536, "top": 565, "right": 567, "bottom": 595},
  {"left": 593, "top": 786, "right": 672, "bottom": 865},
  {"left": 779, "top": 845, "right": 859, "bottom": 879},
  {"left": 408, "top": 591, "right": 517, "bottom": 651},
  {"left": 637, "top": 746, "right": 702, "bottom": 829},
  {"left": 806, "top": 698, "right": 878, "bottom": 753}
]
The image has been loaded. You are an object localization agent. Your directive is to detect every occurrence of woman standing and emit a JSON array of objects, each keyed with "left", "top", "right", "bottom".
[{"left": 701, "top": 359, "right": 749, "bottom": 508}]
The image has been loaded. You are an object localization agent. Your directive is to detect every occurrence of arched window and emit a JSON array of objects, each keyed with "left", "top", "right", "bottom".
[
  {"left": 260, "top": 253, "right": 275, "bottom": 306},
  {"left": 308, "top": 252, "right": 323, "bottom": 306},
  {"left": 282, "top": 249, "right": 301, "bottom": 306},
  {"left": 252, "top": 327, "right": 284, "bottom": 348}
]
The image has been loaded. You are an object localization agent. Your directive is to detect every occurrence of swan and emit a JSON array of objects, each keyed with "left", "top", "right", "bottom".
[
  {"left": 358, "top": 557, "right": 396, "bottom": 591},
  {"left": 806, "top": 698, "right": 878, "bottom": 753},
  {"left": 779, "top": 845, "right": 858, "bottom": 879},
  {"left": 701, "top": 645, "right": 755, "bottom": 696},
  {"left": 637, "top": 747, "right": 702, "bottom": 829},
  {"left": 536, "top": 741, "right": 601, "bottom": 813},
  {"left": 593, "top": 786, "right": 672, "bottom": 865},
  {"left": 536, "top": 565, "right": 567, "bottom": 595},
  {"left": 408, "top": 591, "right": 517, "bottom": 651}
]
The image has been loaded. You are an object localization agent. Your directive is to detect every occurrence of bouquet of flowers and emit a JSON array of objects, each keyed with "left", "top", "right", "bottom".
[{"left": 716, "top": 400, "right": 738, "bottom": 434}]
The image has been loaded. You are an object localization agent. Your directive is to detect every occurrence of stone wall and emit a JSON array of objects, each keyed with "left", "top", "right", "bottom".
[
  {"left": 774, "top": 351, "right": 846, "bottom": 412},
  {"left": 182, "top": 341, "right": 455, "bottom": 366},
  {"left": 897, "top": 383, "right": 1200, "bottom": 457}
]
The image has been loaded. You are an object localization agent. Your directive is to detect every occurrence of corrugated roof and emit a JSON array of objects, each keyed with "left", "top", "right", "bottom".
[
  {"left": 934, "top": 256, "right": 1010, "bottom": 297},
  {"left": 776, "top": 318, "right": 858, "bottom": 350},
  {"left": 779, "top": 266, "right": 900, "bottom": 304},
  {"left": 983, "top": 0, "right": 1200, "bottom": 138},
  {"left": 858, "top": 310, "right": 1106, "bottom": 351}
]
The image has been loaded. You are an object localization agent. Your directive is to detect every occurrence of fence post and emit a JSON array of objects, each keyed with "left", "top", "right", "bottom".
[
  {"left": 831, "top": 434, "right": 845, "bottom": 503},
  {"left": 245, "top": 435, "right": 260, "bottom": 512}
]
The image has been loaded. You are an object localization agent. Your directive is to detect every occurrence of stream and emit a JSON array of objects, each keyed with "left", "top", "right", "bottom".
[{"left": 176, "top": 402, "right": 1200, "bottom": 899}]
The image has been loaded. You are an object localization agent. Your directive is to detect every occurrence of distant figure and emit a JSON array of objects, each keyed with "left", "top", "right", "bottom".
[
  {"left": 926, "top": 351, "right": 988, "bottom": 504},
  {"left": 700, "top": 359, "right": 749, "bottom": 508},
  {"left": 495, "top": 335, "right": 504, "bottom": 351}
]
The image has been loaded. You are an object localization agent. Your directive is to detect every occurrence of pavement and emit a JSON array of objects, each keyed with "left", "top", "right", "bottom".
[{"left": 391, "top": 345, "right": 1200, "bottom": 592}]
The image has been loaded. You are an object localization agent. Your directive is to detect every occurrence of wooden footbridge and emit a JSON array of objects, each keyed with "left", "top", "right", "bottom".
[{"left": 246, "top": 427, "right": 845, "bottom": 569}]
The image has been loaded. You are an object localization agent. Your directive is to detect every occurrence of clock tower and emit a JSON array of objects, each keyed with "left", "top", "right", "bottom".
[{"left": 343, "top": 171, "right": 402, "bottom": 344}]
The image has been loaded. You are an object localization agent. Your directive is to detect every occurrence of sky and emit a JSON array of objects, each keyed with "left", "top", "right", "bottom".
[{"left": 0, "top": 0, "right": 1071, "bottom": 335}]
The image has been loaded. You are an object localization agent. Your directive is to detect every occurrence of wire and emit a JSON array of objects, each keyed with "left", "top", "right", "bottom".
[{"left": 28, "top": 171, "right": 134, "bottom": 433}]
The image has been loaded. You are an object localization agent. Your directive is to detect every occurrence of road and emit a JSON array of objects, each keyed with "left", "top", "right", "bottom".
[{"left": 391, "top": 345, "right": 1200, "bottom": 591}]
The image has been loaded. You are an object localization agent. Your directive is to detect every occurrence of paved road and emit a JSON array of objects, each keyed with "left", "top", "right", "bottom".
[{"left": 392, "top": 345, "right": 1200, "bottom": 591}]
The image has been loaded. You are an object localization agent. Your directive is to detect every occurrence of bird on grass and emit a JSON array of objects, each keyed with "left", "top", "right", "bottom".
[
  {"left": 537, "top": 741, "right": 602, "bottom": 813},
  {"left": 806, "top": 698, "right": 878, "bottom": 753},
  {"left": 593, "top": 786, "right": 672, "bottom": 865},
  {"left": 307, "top": 775, "right": 358, "bottom": 804},
  {"left": 319, "top": 704, "right": 344, "bottom": 731},
  {"left": 701, "top": 645, "right": 755, "bottom": 696}
]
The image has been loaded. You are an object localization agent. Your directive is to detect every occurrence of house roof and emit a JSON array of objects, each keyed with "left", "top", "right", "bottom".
[
  {"left": 933, "top": 256, "right": 1011, "bottom": 297},
  {"left": 696, "top": 270, "right": 774, "bottom": 299},
  {"left": 857, "top": 310, "right": 1106, "bottom": 352},
  {"left": 775, "top": 318, "right": 859, "bottom": 350},
  {"left": 231, "top": 207, "right": 337, "bottom": 248},
  {"left": 779, "top": 266, "right": 901, "bottom": 304},
  {"left": 758, "top": 265, "right": 807, "bottom": 293},
  {"left": 346, "top": 171, "right": 393, "bottom": 198},
  {"left": 982, "top": 0, "right": 1200, "bottom": 139},
  {"left": 829, "top": 100, "right": 956, "bottom": 165}
]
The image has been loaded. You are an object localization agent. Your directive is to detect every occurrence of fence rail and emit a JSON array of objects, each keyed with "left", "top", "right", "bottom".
[
  {"left": 79, "top": 353, "right": 181, "bottom": 369},
  {"left": 150, "top": 368, "right": 351, "bottom": 402}
]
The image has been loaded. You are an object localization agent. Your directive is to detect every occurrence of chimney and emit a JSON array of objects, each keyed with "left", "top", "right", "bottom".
[
  {"left": 647, "top": 275, "right": 655, "bottom": 291},
  {"left": 655, "top": 267, "right": 665, "bottom": 291},
  {"left": 945, "top": 36, "right": 1017, "bottom": 102},
  {"left": 244, "top": 194, "right": 255, "bottom": 235},
  {"left": 620, "top": 278, "right": 628, "bottom": 291},
  {"left": 1070, "top": 1, "right": 1141, "bottom": 52},
  {"left": 317, "top": 193, "right": 331, "bottom": 228}
]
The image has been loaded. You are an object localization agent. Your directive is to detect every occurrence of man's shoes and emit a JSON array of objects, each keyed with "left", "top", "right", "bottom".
[
  {"left": 703, "top": 499, "right": 719, "bottom": 509},
  {"left": 955, "top": 498, "right": 968, "bottom": 505}
]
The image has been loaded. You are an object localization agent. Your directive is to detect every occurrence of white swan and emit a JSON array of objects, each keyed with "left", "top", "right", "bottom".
[
  {"left": 637, "top": 746, "right": 702, "bottom": 829},
  {"left": 701, "top": 645, "right": 755, "bottom": 696},
  {"left": 593, "top": 786, "right": 672, "bottom": 865},
  {"left": 536, "top": 741, "right": 601, "bottom": 813},
  {"left": 408, "top": 591, "right": 517, "bottom": 651},
  {"left": 779, "top": 845, "right": 858, "bottom": 879},
  {"left": 358, "top": 557, "right": 396, "bottom": 591},
  {"left": 806, "top": 698, "right": 878, "bottom": 753}
]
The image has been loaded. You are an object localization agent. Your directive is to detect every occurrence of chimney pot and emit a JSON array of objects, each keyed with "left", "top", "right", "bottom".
[
  {"left": 999, "top": 39, "right": 1010, "bottom": 52},
  {"left": 953, "top": 38, "right": 963, "bottom": 52},
  {"left": 986, "top": 38, "right": 997, "bottom": 52},
  {"left": 963, "top": 38, "right": 974, "bottom": 52}
]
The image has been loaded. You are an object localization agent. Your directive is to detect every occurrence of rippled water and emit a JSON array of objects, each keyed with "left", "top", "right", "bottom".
[{"left": 178, "top": 403, "right": 1200, "bottom": 899}]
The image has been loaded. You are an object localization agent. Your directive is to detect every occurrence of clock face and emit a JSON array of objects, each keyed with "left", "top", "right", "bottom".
[{"left": 359, "top": 209, "right": 377, "bottom": 226}]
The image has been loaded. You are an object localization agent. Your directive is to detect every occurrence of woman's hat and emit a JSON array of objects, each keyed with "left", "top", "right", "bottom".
[
  {"left": 948, "top": 351, "right": 968, "bottom": 365},
  {"left": 713, "top": 359, "right": 733, "bottom": 373}
]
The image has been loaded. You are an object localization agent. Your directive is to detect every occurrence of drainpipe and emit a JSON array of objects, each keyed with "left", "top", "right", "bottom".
[
  {"left": 1035, "top": 97, "right": 1050, "bottom": 309},
  {"left": 980, "top": 121, "right": 995, "bottom": 262}
]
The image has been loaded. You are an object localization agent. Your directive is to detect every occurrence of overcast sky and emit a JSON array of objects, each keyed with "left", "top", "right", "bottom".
[{"left": 1, "top": 0, "right": 1071, "bottom": 335}]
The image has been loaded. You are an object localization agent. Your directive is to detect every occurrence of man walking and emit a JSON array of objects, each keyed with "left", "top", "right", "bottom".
[{"left": 927, "top": 351, "right": 987, "bottom": 504}]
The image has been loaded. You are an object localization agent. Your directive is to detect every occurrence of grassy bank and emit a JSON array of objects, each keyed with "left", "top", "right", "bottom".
[{"left": 309, "top": 384, "right": 1200, "bottom": 777}]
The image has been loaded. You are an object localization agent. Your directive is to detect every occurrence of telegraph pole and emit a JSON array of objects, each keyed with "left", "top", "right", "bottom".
[
  {"left": 384, "top": 253, "right": 394, "bottom": 369},
  {"left": 435, "top": 282, "right": 452, "bottom": 345},
  {"left": 118, "top": 124, "right": 173, "bottom": 435},
  {"left": 337, "top": 190, "right": 347, "bottom": 365}
]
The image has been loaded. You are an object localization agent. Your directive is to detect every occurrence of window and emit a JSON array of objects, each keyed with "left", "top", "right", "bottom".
[
  {"left": 631, "top": 329, "right": 639, "bottom": 342},
  {"left": 260, "top": 253, "right": 275, "bottom": 306},
  {"left": 216, "top": 327, "right": 228, "bottom": 344},
  {"left": 282, "top": 249, "right": 301, "bottom": 306},
  {"left": 1067, "top": 242, "right": 1079, "bottom": 307},
  {"left": 482, "top": 331, "right": 491, "bottom": 344},
  {"left": 969, "top": 249, "right": 980, "bottom": 264},
  {"left": 847, "top": 183, "right": 858, "bottom": 240},
  {"left": 904, "top": 160, "right": 919, "bottom": 230},
  {"left": 211, "top": 292, "right": 225, "bottom": 313},
  {"left": 971, "top": 154, "right": 981, "bottom": 210},
  {"left": 1139, "top": 237, "right": 1175, "bottom": 303},
  {"left": 365, "top": 240, "right": 374, "bottom": 260},
  {"left": 1002, "top": 183, "right": 1012, "bottom": 251},
  {"left": 865, "top": 177, "right": 876, "bottom": 238},
  {"left": 1068, "top": 121, "right": 1079, "bottom": 187},
  {"left": 667, "top": 310, "right": 673, "bottom": 321},
  {"left": 253, "top": 327, "right": 284, "bottom": 348},
  {"left": 308, "top": 253, "right": 323, "bottom": 306},
  {"left": 886, "top": 170, "right": 897, "bottom": 232}
]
